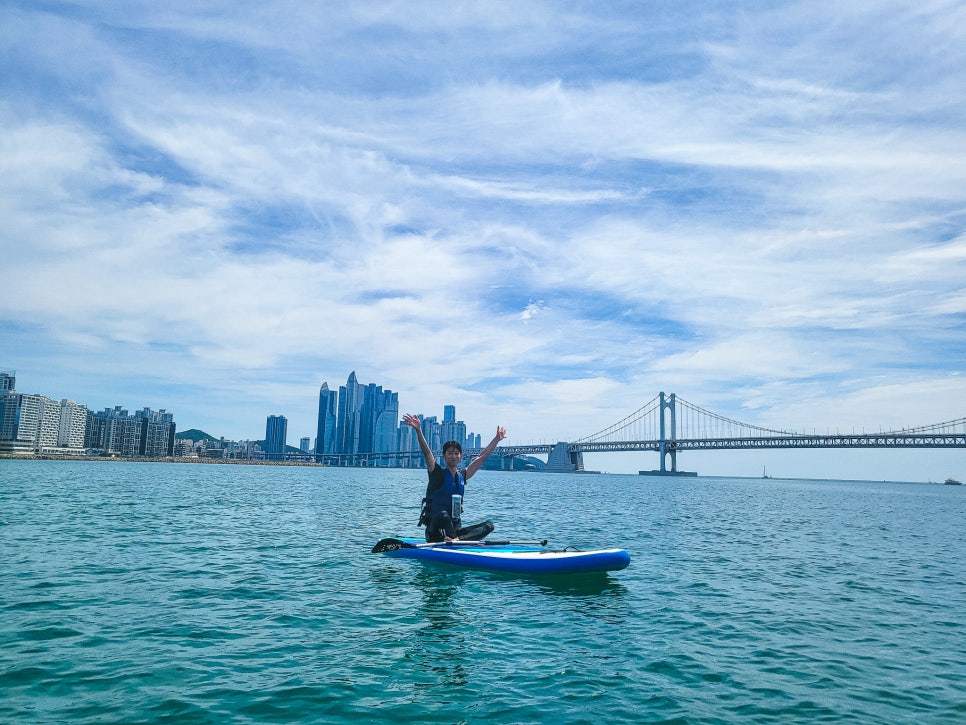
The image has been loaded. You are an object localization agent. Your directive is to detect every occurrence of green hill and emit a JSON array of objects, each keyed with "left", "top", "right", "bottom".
[
  {"left": 254, "top": 441, "right": 307, "bottom": 454},
  {"left": 175, "top": 429, "right": 304, "bottom": 454},
  {"left": 481, "top": 454, "right": 545, "bottom": 471},
  {"left": 175, "top": 428, "right": 218, "bottom": 443}
]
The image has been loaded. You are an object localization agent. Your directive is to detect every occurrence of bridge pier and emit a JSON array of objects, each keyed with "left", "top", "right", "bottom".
[
  {"left": 662, "top": 447, "right": 677, "bottom": 473},
  {"left": 545, "top": 442, "right": 585, "bottom": 472}
]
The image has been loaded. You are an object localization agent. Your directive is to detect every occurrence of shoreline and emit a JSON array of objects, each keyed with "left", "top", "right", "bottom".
[
  {"left": 1, "top": 455, "right": 956, "bottom": 485},
  {"left": 0, "top": 454, "right": 325, "bottom": 467}
]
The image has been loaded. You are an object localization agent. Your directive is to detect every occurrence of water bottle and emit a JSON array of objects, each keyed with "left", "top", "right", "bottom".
[{"left": 451, "top": 494, "right": 462, "bottom": 519}]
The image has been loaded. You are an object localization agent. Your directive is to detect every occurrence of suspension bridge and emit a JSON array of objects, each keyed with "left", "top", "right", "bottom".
[
  {"left": 537, "top": 392, "right": 966, "bottom": 474},
  {"left": 306, "top": 392, "right": 966, "bottom": 473}
]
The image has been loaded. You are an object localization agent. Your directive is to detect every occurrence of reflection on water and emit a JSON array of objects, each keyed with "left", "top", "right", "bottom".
[
  {"left": 378, "top": 558, "right": 630, "bottom": 598},
  {"left": 407, "top": 567, "right": 472, "bottom": 688},
  {"left": 412, "top": 567, "right": 464, "bottom": 634},
  {"left": 522, "top": 572, "right": 628, "bottom": 598}
]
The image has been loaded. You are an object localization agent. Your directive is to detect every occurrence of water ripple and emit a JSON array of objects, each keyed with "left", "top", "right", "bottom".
[{"left": 1, "top": 463, "right": 965, "bottom": 723}]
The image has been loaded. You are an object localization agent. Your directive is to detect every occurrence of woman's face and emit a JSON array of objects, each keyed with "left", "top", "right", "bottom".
[{"left": 443, "top": 445, "right": 462, "bottom": 467}]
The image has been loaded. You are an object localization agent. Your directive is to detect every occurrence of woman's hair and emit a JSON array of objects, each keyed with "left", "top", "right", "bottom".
[{"left": 442, "top": 440, "right": 462, "bottom": 455}]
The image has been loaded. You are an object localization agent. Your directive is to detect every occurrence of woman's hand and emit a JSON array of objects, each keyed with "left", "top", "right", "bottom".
[{"left": 402, "top": 414, "right": 421, "bottom": 431}]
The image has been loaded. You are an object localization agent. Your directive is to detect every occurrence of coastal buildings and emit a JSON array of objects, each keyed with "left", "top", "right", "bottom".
[
  {"left": 0, "top": 369, "right": 175, "bottom": 457},
  {"left": 0, "top": 371, "right": 90, "bottom": 455},
  {"left": 1, "top": 367, "right": 489, "bottom": 467},
  {"left": 85, "top": 406, "right": 176, "bottom": 457}
]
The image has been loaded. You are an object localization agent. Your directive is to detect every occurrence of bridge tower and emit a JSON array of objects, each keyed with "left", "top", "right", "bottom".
[
  {"left": 659, "top": 391, "right": 677, "bottom": 473},
  {"left": 640, "top": 391, "right": 695, "bottom": 476}
]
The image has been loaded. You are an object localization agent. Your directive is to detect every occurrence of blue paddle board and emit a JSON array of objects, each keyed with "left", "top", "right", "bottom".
[{"left": 372, "top": 538, "right": 630, "bottom": 575}]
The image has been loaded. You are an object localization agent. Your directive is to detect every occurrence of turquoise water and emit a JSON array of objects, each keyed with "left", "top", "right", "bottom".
[{"left": 1, "top": 461, "right": 964, "bottom": 724}]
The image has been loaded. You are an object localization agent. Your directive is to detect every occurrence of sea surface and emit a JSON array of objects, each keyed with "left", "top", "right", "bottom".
[{"left": 1, "top": 460, "right": 964, "bottom": 724}]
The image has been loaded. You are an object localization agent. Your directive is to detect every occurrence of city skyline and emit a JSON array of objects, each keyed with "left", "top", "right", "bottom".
[
  {"left": 2, "top": 3, "right": 964, "bottom": 480},
  {"left": 1, "top": 365, "right": 962, "bottom": 480},
  {"left": 1, "top": 367, "right": 486, "bottom": 458}
]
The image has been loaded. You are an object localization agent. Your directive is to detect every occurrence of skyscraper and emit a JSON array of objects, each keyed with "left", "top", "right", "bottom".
[
  {"left": 360, "top": 382, "right": 398, "bottom": 456},
  {"left": 265, "top": 415, "right": 287, "bottom": 460},
  {"left": 422, "top": 415, "right": 441, "bottom": 454},
  {"left": 337, "top": 371, "right": 364, "bottom": 456},
  {"left": 440, "top": 404, "right": 466, "bottom": 451},
  {"left": 321, "top": 372, "right": 401, "bottom": 463},
  {"left": 315, "top": 382, "right": 338, "bottom": 455}
]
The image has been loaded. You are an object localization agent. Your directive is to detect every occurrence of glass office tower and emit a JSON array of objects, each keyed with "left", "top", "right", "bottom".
[{"left": 265, "top": 414, "right": 287, "bottom": 460}]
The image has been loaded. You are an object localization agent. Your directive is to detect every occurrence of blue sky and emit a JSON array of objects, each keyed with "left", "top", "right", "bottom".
[{"left": 2, "top": 1, "right": 964, "bottom": 480}]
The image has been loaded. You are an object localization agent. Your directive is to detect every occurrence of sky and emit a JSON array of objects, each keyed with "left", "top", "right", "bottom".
[{"left": 2, "top": 1, "right": 965, "bottom": 481}]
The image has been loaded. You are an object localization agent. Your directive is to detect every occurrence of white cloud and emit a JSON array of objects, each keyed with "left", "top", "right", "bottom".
[{"left": 2, "top": 1, "right": 965, "bottom": 478}]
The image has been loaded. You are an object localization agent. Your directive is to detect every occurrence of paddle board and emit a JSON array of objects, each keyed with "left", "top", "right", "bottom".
[{"left": 371, "top": 538, "right": 630, "bottom": 575}]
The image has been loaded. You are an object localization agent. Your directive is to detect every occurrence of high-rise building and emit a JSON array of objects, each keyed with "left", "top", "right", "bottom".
[
  {"left": 57, "top": 400, "right": 88, "bottom": 449},
  {"left": 440, "top": 404, "right": 467, "bottom": 451},
  {"left": 319, "top": 372, "right": 401, "bottom": 464},
  {"left": 136, "top": 408, "right": 176, "bottom": 457},
  {"left": 35, "top": 395, "right": 62, "bottom": 451},
  {"left": 0, "top": 371, "right": 15, "bottom": 391},
  {"left": 265, "top": 415, "right": 287, "bottom": 460},
  {"left": 360, "top": 382, "right": 398, "bottom": 455},
  {"left": 299, "top": 437, "right": 310, "bottom": 453},
  {"left": 421, "top": 415, "right": 441, "bottom": 454},
  {"left": 397, "top": 416, "right": 420, "bottom": 466},
  {"left": 315, "top": 382, "right": 338, "bottom": 455},
  {"left": 337, "top": 371, "right": 364, "bottom": 456},
  {"left": 453, "top": 420, "right": 467, "bottom": 447},
  {"left": 86, "top": 406, "right": 175, "bottom": 457},
  {"left": 0, "top": 393, "right": 14, "bottom": 448},
  {"left": 0, "top": 391, "right": 37, "bottom": 454},
  {"left": 105, "top": 407, "right": 140, "bottom": 455}
]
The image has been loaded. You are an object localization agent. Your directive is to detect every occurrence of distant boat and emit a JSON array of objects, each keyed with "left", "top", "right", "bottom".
[
  {"left": 762, "top": 466, "right": 771, "bottom": 479},
  {"left": 945, "top": 478, "right": 962, "bottom": 485}
]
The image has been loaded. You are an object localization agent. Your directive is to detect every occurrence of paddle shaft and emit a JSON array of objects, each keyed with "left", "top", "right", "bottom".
[
  {"left": 372, "top": 537, "right": 547, "bottom": 553},
  {"left": 416, "top": 539, "right": 548, "bottom": 548}
]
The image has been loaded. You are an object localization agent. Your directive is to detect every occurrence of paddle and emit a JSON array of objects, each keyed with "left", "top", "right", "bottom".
[{"left": 372, "top": 537, "right": 548, "bottom": 553}]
